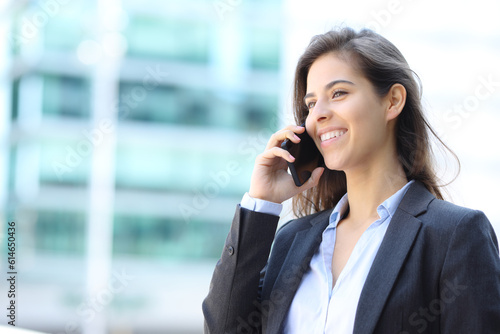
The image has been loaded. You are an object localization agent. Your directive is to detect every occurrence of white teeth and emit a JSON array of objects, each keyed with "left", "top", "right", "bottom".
[{"left": 320, "top": 130, "right": 346, "bottom": 142}]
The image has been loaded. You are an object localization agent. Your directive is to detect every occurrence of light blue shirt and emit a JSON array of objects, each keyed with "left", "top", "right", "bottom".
[
  {"left": 284, "top": 180, "right": 414, "bottom": 333},
  {"left": 241, "top": 180, "right": 414, "bottom": 333}
]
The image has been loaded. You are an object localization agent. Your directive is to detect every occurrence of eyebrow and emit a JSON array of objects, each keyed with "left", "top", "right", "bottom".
[{"left": 303, "top": 79, "right": 355, "bottom": 103}]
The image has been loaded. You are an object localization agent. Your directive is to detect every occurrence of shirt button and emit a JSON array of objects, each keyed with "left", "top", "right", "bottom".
[{"left": 227, "top": 246, "right": 234, "bottom": 256}]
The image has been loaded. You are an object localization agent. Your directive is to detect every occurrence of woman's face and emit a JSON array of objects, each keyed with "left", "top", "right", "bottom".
[{"left": 304, "top": 53, "right": 394, "bottom": 173}]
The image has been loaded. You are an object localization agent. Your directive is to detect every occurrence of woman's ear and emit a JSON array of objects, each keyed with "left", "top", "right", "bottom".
[{"left": 385, "top": 83, "right": 407, "bottom": 121}]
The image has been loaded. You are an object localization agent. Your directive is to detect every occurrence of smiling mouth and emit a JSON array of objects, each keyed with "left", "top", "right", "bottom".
[{"left": 320, "top": 130, "right": 347, "bottom": 142}]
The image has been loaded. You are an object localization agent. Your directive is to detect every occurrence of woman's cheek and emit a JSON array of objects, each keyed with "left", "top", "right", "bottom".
[{"left": 305, "top": 116, "right": 316, "bottom": 139}]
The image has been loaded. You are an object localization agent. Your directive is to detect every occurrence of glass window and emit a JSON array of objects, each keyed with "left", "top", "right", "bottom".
[
  {"left": 42, "top": 74, "right": 90, "bottom": 118},
  {"left": 11, "top": 79, "right": 20, "bottom": 121},
  {"left": 125, "top": 15, "right": 210, "bottom": 63},
  {"left": 114, "top": 140, "right": 255, "bottom": 195},
  {"left": 118, "top": 82, "right": 278, "bottom": 131},
  {"left": 118, "top": 83, "right": 212, "bottom": 126},
  {"left": 35, "top": 210, "right": 86, "bottom": 255},
  {"left": 248, "top": 27, "right": 281, "bottom": 70},
  {"left": 7, "top": 148, "right": 17, "bottom": 193},
  {"left": 114, "top": 143, "right": 173, "bottom": 190},
  {"left": 239, "top": 93, "right": 278, "bottom": 130},
  {"left": 113, "top": 214, "right": 228, "bottom": 259},
  {"left": 44, "top": 17, "right": 85, "bottom": 51},
  {"left": 39, "top": 138, "right": 90, "bottom": 186},
  {"left": 115, "top": 144, "right": 223, "bottom": 192}
]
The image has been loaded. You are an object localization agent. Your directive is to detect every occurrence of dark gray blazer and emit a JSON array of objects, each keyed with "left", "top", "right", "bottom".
[{"left": 203, "top": 181, "right": 500, "bottom": 333}]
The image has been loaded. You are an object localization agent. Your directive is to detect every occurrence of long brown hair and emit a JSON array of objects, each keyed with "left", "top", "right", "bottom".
[{"left": 292, "top": 27, "right": 459, "bottom": 217}]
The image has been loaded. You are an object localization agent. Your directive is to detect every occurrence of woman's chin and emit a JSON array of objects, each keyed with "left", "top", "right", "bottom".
[{"left": 324, "top": 160, "right": 345, "bottom": 172}]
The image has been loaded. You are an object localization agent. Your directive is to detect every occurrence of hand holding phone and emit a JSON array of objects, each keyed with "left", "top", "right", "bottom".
[
  {"left": 248, "top": 124, "right": 324, "bottom": 204},
  {"left": 281, "top": 123, "right": 324, "bottom": 187}
]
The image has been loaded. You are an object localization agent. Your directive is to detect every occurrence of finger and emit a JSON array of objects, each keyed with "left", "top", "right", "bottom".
[
  {"left": 266, "top": 125, "right": 305, "bottom": 150},
  {"left": 267, "top": 127, "right": 302, "bottom": 149},
  {"left": 259, "top": 146, "right": 295, "bottom": 164},
  {"left": 300, "top": 167, "right": 325, "bottom": 190}
]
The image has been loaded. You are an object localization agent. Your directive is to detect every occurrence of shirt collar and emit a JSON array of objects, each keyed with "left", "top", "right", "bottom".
[
  {"left": 328, "top": 193, "right": 349, "bottom": 228},
  {"left": 328, "top": 179, "right": 415, "bottom": 228},
  {"left": 377, "top": 179, "right": 414, "bottom": 220}
]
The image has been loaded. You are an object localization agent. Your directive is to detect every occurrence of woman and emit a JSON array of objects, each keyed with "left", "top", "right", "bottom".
[{"left": 202, "top": 28, "right": 500, "bottom": 334}]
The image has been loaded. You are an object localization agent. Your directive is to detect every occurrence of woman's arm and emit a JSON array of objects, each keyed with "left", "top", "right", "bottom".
[
  {"left": 202, "top": 205, "right": 279, "bottom": 334},
  {"left": 439, "top": 210, "right": 500, "bottom": 333},
  {"left": 203, "top": 124, "right": 323, "bottom": 333}
]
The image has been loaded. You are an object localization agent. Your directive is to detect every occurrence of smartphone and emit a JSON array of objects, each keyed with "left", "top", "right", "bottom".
[{"left": 281, "top": 123, "right": 324, "bottom": 187}]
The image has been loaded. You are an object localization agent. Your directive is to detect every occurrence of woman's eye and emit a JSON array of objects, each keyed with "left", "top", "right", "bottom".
[
  {"left": 307, "top": 101, "right": 316, "bottom": 109},
  {"left": 332, "top": 90, "right": 347, "bottom": 99}
]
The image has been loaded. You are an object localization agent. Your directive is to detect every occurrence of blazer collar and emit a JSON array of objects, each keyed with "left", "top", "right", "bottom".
[
  {"left": 397, "top": 180, "right": 435, "bottom": 217},
  {"left": 266, "top": 209, "right": 331, "bottom": 333},
  {"left": 353, "top": 180, "right": 435, "bottom": 334}
]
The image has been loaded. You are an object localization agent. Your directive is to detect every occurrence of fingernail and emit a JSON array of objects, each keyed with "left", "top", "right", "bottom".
[{"left": 294, "top": 134, "right": 300, "bottom": 141}]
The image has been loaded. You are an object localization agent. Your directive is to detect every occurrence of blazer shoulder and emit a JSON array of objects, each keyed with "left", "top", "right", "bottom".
[
  {"left": 426, "top": 197, "right": 477, "bottom": 219},
  {"left": 421, "top": 197, "right": 494, "bottom": 238}
]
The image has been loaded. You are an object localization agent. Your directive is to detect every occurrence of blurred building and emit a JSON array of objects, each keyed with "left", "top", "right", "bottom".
[
  {"left": 2, "top": 0, "right": 500, "bottom": 333},
  {"left": 1, "top": 0, "right": 283, "bottom": 333}
]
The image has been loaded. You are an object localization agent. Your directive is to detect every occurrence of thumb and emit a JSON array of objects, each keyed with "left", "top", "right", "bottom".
[{"left": 299, "top": 167, "right": 325, "bottom": 191}]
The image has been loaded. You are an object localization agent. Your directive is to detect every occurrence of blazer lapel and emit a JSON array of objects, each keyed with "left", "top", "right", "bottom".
[
  {"left": 353, "top": 181, "right": 434, "bottom": 334},
  {"left": 266, "top": 210, "right": 331, "bottom": 334}
]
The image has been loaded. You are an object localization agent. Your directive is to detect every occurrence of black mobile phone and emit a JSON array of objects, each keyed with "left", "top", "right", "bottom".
[{"left": 281, "top": 123, "right": 324, "bottom": 187}]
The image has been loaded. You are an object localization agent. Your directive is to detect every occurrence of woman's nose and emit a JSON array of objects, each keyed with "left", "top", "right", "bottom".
[{"left": 310, "top": 99, "right": 331, "bottom": 123}]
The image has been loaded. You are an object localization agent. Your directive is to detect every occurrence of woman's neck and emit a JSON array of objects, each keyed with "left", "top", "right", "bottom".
[{"left": 343, "top": 154, "right": 408, "bottom": 224}]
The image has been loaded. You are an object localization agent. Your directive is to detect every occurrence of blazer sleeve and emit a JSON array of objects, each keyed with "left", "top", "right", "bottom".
[
  {"left": 440, "top": 210, "right": 500, "bottom": 333},
  {"left": 202, "top": 205, "right": 280, "bottom": 334}
]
